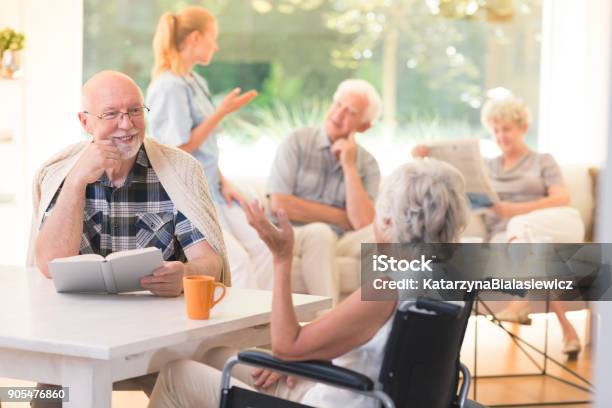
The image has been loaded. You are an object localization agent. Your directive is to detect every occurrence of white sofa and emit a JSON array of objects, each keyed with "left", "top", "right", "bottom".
[{"left": 235, "top": 164, "right": 597, "bottom": 296}]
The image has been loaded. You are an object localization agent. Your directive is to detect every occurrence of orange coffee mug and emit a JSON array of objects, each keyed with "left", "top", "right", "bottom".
[{"left": 183, "top": 276, "right": 226, "bottom": 320}]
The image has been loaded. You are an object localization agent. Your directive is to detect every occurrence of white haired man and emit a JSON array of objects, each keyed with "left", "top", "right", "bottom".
[{"left": 266, "top": 79, "right": 382, "bottom": 303}]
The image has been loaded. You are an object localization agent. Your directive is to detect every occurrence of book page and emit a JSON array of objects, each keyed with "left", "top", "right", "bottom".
[
  {"left": 106, "top": 247, "right": 160, "bottom": 261},
  {"left": 425, "top": 139, "right": 499, "bottom": 210},
  {"left": 49, "top": 257, "right": 106, "bottom": 293},
  {"left": 107, "top": 247, "right": 164, "bottom": 293},
  {"left": 50, "top": 254, "right": 104, "bottom": 263}
]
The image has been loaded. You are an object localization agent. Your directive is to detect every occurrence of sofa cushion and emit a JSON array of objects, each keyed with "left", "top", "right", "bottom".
[
  {"left": 561, "top": 165, "right": 595, "bottom": 230},
  {"left": 232, "top": 164, "right": 596, "bottom": 294}
]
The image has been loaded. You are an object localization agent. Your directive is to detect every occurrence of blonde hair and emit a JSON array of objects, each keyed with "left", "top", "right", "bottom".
[
  {"left": 480, "top": 96, "right": 531, "bottom": 132},
  {"left": 152, "top": 6, "right": 216, "bottom": 78}
]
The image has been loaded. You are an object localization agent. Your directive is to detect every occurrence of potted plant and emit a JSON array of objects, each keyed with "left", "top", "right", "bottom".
[{"left": 0, "top": 28, "right": 25, "bottom": 79}]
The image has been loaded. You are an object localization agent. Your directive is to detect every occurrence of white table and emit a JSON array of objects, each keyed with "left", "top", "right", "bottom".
[{"left": 0, "top": 265, "right": 331, "bottom": 407}]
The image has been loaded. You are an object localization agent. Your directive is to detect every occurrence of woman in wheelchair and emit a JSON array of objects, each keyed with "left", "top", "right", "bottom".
[{"left": 148, "top": 159, "right": 470, "bottom": 408}]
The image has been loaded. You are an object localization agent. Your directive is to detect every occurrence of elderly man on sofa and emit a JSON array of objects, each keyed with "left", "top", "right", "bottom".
[{"left": 266, "top": 79, "right": 382, "bottom": 304}]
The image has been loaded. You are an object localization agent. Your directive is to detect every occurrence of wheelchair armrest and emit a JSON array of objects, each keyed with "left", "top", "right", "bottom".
[{"left": 237, "top": 350, "right": 374, "bottom": 391}]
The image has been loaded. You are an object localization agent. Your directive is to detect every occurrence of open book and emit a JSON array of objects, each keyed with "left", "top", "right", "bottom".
[
  {"left": 49, "top": 247, "right": 164, "bottom": 294},
  {"left": 424, "top": 139, "right": 498, "bottom": 211}
]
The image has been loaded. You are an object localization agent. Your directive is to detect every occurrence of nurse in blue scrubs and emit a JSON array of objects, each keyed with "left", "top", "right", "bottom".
[{"left": 147, "top": 6, "right": 270, "bottom": 288}]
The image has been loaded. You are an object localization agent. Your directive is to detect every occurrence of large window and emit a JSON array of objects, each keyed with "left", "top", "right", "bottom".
[{"left": 84, "top": 0, "right": 542, "bottom": 175}]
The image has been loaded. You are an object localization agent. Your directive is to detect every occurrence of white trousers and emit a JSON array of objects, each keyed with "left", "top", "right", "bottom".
[
  {"left": 292, "top": 223, "right": 339, "bottom": 303},
  {"left": 292, "top": 224, "right": 374, "bottom": 304},
  {"left": 148, "top": 349, "right": 313, "bottom": 408},
  {"left": 222, "top": 214, "right": 340, "bottom": 300},
  {"left": 490, "top": 206, "right": 585, "bottom": 243},
  {"left": 221, "top": 204, "right": 374, "bottom": 304},
  {"left": 337, "top": 224, "right": 374, "bottom": 257},
  {"left": 219, "top": 204, "right": 274, "bottom": 289}
]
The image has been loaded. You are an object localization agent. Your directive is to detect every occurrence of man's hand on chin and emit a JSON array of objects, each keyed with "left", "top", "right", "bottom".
[
  {"left": 331, "top": 133, "right": 358, "bottom": 169},
  {"left": 141, "top": 261, "right": 185, "bottom": 297}
]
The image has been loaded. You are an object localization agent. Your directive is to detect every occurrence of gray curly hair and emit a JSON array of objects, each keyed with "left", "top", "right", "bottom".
[
  {"left": 375, "top": 159, "right": 470, "bottom": 243},
  {"left": 480, "top": 96, "right": 530, "bottom": 132}
]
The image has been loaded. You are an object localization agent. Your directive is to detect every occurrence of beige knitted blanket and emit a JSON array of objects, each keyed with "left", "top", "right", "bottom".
[{"left": 26, "top": 137, "right": 231, "bottom": 286}]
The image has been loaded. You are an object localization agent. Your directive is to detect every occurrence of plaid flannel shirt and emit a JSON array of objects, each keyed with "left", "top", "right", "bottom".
[{"left": 43, "top": 146, "right": 206, "bottom": 261}]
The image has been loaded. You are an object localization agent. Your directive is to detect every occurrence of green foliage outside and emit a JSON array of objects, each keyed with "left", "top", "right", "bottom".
[{"left": 83, "top": 0, "right": 541, "bottom": 145}]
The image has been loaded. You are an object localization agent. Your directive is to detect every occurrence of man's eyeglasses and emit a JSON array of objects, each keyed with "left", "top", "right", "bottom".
[{"left": 83, "top": 106, "right": 150, "bottom": 121}]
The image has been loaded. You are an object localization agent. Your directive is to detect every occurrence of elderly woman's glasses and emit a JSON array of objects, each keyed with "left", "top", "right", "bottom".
[{"left": 83, "top": 106, "right": 150, "bottom": 121}]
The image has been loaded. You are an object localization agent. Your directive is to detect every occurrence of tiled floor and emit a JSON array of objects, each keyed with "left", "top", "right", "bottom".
[{"left": 462, "top": 308, "right": 593, "bottom": 407}]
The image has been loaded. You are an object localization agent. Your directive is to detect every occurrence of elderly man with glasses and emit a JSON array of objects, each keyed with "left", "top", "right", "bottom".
[
  {"left": 27, "top": 70, "right": 230, "bottom": 404},
  {"left": 30, "top": 70, "right": 230, "bottom": 296}
]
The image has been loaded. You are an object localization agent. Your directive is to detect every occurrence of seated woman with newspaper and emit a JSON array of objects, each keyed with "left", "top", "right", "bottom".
[{"left": 412, "top": 96, "right": 584, "bottom": 357}]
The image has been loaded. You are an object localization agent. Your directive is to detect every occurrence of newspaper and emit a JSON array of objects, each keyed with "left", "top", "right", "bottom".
[{"left": 424, "top": 138, "right": 498, "bottom": 211}]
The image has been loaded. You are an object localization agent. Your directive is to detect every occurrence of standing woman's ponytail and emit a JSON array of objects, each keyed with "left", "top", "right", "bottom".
[
  {"left": 152, "top": 12, "right": 179, "bottom": 78},
  {"left": 151, "top": 7, "right": 216, "bottom": 79}
]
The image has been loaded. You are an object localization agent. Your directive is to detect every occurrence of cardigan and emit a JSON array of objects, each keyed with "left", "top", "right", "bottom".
[{"left": 26, "top": 136, "right": 231, "bottom": 286}]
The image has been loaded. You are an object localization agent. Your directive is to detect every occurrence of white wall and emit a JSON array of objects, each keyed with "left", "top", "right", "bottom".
[
  {"left": 0, "top": 0, "right": 83, "bottom": 200},
  {"left": 594, "top": 3, "right": 612, "bottom": 401},
  {"left": 589, "top": 0, "right": 612, "bottom": 404},
  {"left": 22, "top": 0, "right": 84, "bottom": 186},
  {"left": 540, "top": 1, "right": 612, "bottom": 403},
  {"left": 0, "top": 1, "right": 25, "bottom": 200},
  {"left": 0, "top": 0, "right": 82, "bottom": 266},
  {"left": 538, "top": 0, "right": 611, "bottom": 165},
  {"left": 595, "top": 116, "right": 612, "bottom": 400}
]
